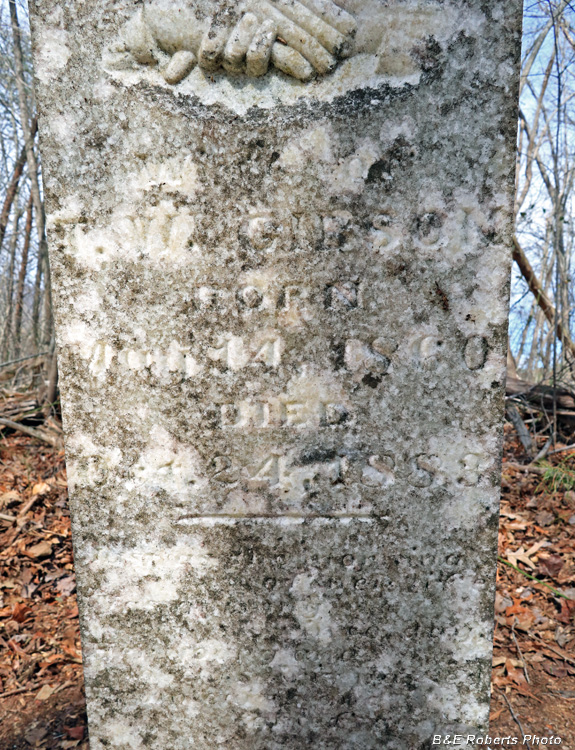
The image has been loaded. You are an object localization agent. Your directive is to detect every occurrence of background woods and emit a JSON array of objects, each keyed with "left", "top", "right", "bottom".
[
  {"left": 0, "top": 0, "right": 55, "bottom": 417},
  {"left": 513, "top": 1, "right": 575, "bottom": 382}
]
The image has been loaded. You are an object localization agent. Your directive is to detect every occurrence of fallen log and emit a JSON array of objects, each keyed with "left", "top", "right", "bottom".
[{"left": 506, "top": 375, "right": 575, "bottom": 417}]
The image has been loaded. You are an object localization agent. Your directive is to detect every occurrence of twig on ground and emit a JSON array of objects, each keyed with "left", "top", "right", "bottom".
[
  {"left": 0, "top": 352, "right": 49, "bottom": 370},
  {"left": 503, "top": 462, "right": 546, "bottom": 475},
  {"left": 498, "top": 556, "right": 573, "bottom": 600},
  {"left": 527, "top": 631, "right": 575, "bottom": 666},
  {"left": 533, "top": 438, "right": 552, "bottom": 462},
  {"left": 0, "top": 417, "right": 60, "bottom": 448},
  {"left": 499, "top": 690, "right": 530, "bottom": 749},
  {"left": 511, "top": 626, "right": 530, "bottom": 683},
  {"left": 547, "top": 443, "right": 575, "bottom": 456},
  {"left": 507, "top": 404, "right": 536, "bottom": 456},
  {"left": 0, "top": 684, "right": 40, "bottom": 699},
  {"left": 18, "top": 493, "right": 43, "bottom": 519}
]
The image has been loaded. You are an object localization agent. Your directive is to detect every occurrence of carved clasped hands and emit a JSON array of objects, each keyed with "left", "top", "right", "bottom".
[{"left": 108, "top": 0, "right": 357, "bottom": 83}]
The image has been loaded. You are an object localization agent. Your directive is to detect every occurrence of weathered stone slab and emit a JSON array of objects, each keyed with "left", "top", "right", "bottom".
[{"left": 29, "top": 1, "right": 522, "bottom": 747}]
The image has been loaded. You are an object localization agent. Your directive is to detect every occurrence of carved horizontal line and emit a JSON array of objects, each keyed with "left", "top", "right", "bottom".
[{"left": 175, "top": 514, "right": 377, "bottom": 523}]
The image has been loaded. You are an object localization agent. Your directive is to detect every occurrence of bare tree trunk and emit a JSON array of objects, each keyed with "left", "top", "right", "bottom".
[
  {"left": 40, "top": 252, "right": 53, "bottom": 349},
  {"left": 0, "top": 140, "right": 27, "bottom": 253},
  {"left": 515, "top": 304, "right": 534, "bottom": 367},
  {"left": 13, "top": 193, "right": 33, "bottom": 357},
  {"left": 507, "top": 346, "right": 519, "bottom": 379},
  {"left": 9, "top": 0, "right": 52, "bottom": 359},
  {"left": 512, "top": 235, "right": 575, "bottom": 360},
  {"left": 44, "top": 339, "right": 59, "bottom": 414},
  {"left": 1, "top": 206, "right": 22, "bottom": 359},
  {"left": 31, "top": 245, "right": 43, "bottom": 348}
]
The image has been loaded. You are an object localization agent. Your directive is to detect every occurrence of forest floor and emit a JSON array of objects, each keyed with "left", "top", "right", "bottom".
[{"left": 0, "top": 428, "right": 574, "bottom": 748}]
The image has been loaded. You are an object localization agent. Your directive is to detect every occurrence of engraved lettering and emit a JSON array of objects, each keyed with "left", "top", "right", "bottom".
[
  {"left": 458, "top": 453, "right": 484, "bottom": 486},
  {"left": 323, "top": 211, "right": 356, "bottom": 251},
  {"left": 410, "top": 454, "right": 437, "bottom": 488},
  {"left": 218, "top": 397, "right": 350, "bottom": 430},
  {"left": 413, "top": 335, "right": 443, "bottom": 362},
  {"left": 253, "top": 337, "right": 282, "bottom": 367},
  {"left": 221, "top": 401, "right": 270, "bottom": 429},
  {"left": 244, "top": 213, "right": 294, "bottom": 253},
  {"left": 325, "top": 281, "right": 359, "bottom": 309},
  {"left": 251, "top": 454, "right": 281, "bottom": 487},
  {"left": 209, "top": 455, "right": 239, "bottom": 484},
  {"left": 246, "top": 453, "right": 343, "bottom": 503},
  {"left": 361, "top": 455, "right": 395, "bottom": 487},
  {"left": 416, "top": 211, "right": 442, "bottom": 246},
  {"left": 208, "top": 335, "right": 248, "bottom": 370},
  {"left": 344, "top": 339, "right": 390, "bottom": 375},
  {"left": 278, "top": 285, "right": 302, "bottom": 311},
  {"left": 320, "top": 402, "right": 348, "bottom": 425},
  {"left": 281, "top": 402, "right": 307, "bottom": 426},
  {"left": 238, "top": 285, "right": 264, "bottom": 309},
  {"left": 464, "top": 336, "right": 488, "bottom": 371},
  {"left": 208, "top": 334, "right": 283, "bottom": 369},
  {"left": 198, "top": 286, "right": 219, "bottom": 308}
]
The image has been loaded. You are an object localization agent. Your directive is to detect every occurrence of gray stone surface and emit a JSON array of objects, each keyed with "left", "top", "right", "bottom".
[{"left": 29, "top": 1, "right": 522, "bottom": 747}]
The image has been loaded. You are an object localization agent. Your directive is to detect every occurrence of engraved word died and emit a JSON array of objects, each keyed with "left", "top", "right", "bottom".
[{"left": 109, "top": 0, "right": 357, "bottom": 83}]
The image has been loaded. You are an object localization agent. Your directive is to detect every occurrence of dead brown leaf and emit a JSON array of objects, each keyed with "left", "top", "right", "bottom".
[
  {"left": 35, "top": 684, "right": 56, "bottom": 701},
  {"left": 56, "top": 576, "right": 76, "bottom": 598},
  {"left": 31, "top": 482, "right": 51, "bottom": 497},
  {"left": 65, "top": 726, "right": 85, "bottom": 740},
  {"left": 24, "top": 724, "right": 48, "bottom": 746},
  {"left": 536, "top": 510, "right": 555, "bottom": 527},
  {"left": 11, "top": 601, "right": 31, "bottom": 623},
  {"left": 24, "top": 540, "right": 53, "bottom": 560},
  {"left": 539, "top": 553, "right": 564, "bottom": 579}
]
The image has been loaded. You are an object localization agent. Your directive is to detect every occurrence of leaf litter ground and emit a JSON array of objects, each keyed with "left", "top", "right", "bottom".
[{"left": 0, "top": 427, "right": 574, "bottom": 747}]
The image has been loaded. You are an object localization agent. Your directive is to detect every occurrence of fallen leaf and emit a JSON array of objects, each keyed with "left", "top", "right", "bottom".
[
  {"left": 556, "top": 600, "right": 573, "bottom": 625},
  {"left": 505, "top": 658, "right": 527, "bottom": 685},
  {"left": 11, "top": 601, "right": 31, "bottom": 623},
  {"left": 543, "top": 660, "right": 568, "bottom": 678},
  {"left": 514, "top": 684, "right": 544, "bottom": 703},
  {"left": 536, "top": 510, "right": 555, "bottom": 526},
  {"left": 65, "top": 726, "right": 85, "bottom": 740},
  {"left": 21, "top": 581, "right": 39, "bottom": 598},
  {"left": 39, "top": 654, "right": 65, "bottom": 668},
  {"left": 35, "top": 683, "right": 56, "bottom": 701},
  {"left": 538, "top": 554, "right": 564, "bottom": 579},
  {"left": 505, "top": 598, "right": 531, "bottom": 617},
  {"left": 507, "top": 544, "right": 539, "bottom": 569},
  {"left": 56, "top": 575, "right": 76, "bottom": 597},
  {"left": 0, "top": 490, "right": 20, "bottom": 507},
  {"left": 25, "top": 540, "right": 53, "bottom": 559},
  {"left": 555, "top": 626, "right": 571, "bottom": 647},
  {"left": 24, "top": 724, "right": 48, "bottom": 745},
  {"left": 491, "top": 671, "right": 509, "bottom": 688},
  {"left": 44, "top": 568, "right": 67, "bottom": 582},
  {"left": 495, "top": 593, "right": 513, "bottom": 613},
  {"left": 31, "top": 482, "right": 51, "bottom": 496},
  {"left": 62, "top": 637, "right": 80, "bottom": 658}
]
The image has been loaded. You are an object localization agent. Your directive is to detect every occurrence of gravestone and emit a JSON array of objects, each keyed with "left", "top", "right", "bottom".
[{"left": 29, "top": 1, "right": 522, "bottom": 747}]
